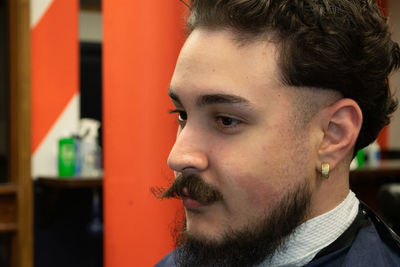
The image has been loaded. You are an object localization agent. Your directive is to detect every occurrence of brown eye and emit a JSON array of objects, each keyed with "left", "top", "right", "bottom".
[
  {"left": 221, "top": 117, "right": 234, "bottom": 126},
  {"left": 217, "top": 116, "right": 241, "bottom": 127},
  {"left": 178, "top": 111, "right": 187, "bottom": 122}
]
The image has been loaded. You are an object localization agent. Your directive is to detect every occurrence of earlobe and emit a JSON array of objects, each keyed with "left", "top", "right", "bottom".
[{"left": 317, "top": 99, "right": 362, "bottom": 173}]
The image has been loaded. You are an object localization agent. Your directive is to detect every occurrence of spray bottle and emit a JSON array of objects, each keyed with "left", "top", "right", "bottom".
[
  {"left": 366, "top": 141, "right": 381, "bottom": 167},
  {"left": 78, "top": 118, "right": 102, "bottom": 177}
]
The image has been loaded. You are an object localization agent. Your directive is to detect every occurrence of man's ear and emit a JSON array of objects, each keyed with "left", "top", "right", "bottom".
[{"left": 317, "top": 98, "right": 362, "bottom": 172}]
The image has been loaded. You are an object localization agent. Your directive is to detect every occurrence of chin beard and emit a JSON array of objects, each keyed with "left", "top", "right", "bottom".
[{"left": 172, "top": 180, "right": 312, "bottom": 267}]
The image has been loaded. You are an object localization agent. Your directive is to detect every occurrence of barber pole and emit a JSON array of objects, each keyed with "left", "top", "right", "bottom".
[{"left": 31, "top": 0, "right": 79, "bottom": 178}]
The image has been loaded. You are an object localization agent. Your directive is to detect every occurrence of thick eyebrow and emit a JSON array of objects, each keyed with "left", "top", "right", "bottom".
[
  {"left": 168, "top": 90, "right": 182, "bottom": 105},
  {"left": 169, "top": 89, "right": 250, "bottom": 108},
  {"left": 196, "top": 94, "right": 250, "bottom": 107}
]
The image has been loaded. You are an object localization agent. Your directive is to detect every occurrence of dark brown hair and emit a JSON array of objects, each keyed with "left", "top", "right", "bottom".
[{"left": 185, "top": 0, "right": 400, "bottom": 152}]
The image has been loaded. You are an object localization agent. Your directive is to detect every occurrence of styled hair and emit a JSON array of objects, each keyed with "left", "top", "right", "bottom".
[{"left": 185, "top": 0, "right": 400, "bottom": 152}]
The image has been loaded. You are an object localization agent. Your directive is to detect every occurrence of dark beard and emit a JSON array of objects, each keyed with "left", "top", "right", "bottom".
[{"left": 172, "top": 180, "right": 312, "bottom": 267}]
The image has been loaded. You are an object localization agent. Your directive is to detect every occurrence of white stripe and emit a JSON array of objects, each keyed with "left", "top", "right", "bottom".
[
  {"left": 30, "top": 0, "right": 54, "bottom": 28},
  {"left": 32, "top": 93, "right": 80, "bottom": 179}
]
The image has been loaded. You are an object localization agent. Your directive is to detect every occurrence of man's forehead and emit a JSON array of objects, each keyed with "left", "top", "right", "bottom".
[
  {"left": 176, "top": 28, "right": 280, "bottom": 74},
  {"left": 171, "top": 31, "right": 284, "bottom": 103}
]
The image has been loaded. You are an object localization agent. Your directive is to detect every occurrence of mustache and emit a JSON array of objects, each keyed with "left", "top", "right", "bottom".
[{"left": 152, "top": 173, "right": 223, "bottom": 205}]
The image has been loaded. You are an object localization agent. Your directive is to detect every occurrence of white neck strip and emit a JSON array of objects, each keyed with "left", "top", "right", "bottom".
[{"left": 261, "top": 190, "right": 359, "bottom": 267}]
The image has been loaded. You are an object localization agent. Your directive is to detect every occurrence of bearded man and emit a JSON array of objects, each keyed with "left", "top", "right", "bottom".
[{"left": 155, "top": 0, "right": 400, "bottom": 266}]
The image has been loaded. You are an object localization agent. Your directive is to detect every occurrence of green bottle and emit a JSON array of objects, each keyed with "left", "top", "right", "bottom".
[
  {"left": 58, "top": 137, "right": 75, "bottom": 177},
  {"left": 356, "top": 149, "right": 365, "bottom": 168}
]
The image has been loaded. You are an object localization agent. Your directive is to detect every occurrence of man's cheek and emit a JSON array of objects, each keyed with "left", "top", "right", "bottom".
[{"left": 229, "top": 173, "right": 280, "bottom": 210}]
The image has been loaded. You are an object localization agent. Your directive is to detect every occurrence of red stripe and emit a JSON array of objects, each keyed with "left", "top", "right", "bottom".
[
  {"left": 378, "top": 0, "right": 388, "bottom": 16},
  {"left": 377, "top": 126, "right": 388, "bottom": 149},
  {"left": 31, "top": 0, "right": 79, "bottom": 153}
]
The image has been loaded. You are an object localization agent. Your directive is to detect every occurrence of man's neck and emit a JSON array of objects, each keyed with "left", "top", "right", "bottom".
[
  {"left": 264, "top": 190, "right": 359, "bottom": 267},
  {"left": 308, "top": 170, "right": 350, "bottom": 219}
]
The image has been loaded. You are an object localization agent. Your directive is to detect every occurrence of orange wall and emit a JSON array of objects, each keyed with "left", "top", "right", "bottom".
[{"left": 103, "top": 1, "right": 185, "bottom": 266}]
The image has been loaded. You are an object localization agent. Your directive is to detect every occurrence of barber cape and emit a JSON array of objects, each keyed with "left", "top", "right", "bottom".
[{"left": 155, "top": 202, "right": 400, "bottom": 267}]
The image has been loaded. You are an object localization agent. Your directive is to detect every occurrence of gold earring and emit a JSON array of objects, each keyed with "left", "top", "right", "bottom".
[{"left": 321, "top": 163, "right": 329, "bottom": 179}]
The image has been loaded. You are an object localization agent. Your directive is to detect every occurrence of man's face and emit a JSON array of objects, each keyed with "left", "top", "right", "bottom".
[{"left": 168, "top": 29, "right": 318, "bottom": 242}]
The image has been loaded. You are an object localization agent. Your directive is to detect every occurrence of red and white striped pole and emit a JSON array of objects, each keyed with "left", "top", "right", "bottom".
[{"left": 31, "top": 0, "right": 80, "bottom": 178}]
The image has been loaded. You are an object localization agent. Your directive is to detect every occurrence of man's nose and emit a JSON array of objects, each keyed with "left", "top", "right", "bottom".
[{"left": 167, "top": 126, "right": 208, "bottom": 172}]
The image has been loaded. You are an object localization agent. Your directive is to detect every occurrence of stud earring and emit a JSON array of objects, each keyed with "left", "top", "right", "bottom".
[{"left": 321, "top": 163, "right": 329, "bottom": 179}]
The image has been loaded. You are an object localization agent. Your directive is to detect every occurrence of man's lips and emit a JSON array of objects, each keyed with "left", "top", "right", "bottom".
[
  {"left": 181, "top": 187, "right": 203, "bottom": 210},
  {"left": 182, "top": 196, "right": 204, "bottom": 210}
]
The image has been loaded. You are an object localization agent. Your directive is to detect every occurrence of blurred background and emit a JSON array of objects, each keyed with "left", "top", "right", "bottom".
[{"left": 1, "top": 0, "right": 400, "bottom": 267}]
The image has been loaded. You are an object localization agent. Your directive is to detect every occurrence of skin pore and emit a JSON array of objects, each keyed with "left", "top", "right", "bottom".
[{"left": 162, "top": 27, "right": 362, "bottom": 265}]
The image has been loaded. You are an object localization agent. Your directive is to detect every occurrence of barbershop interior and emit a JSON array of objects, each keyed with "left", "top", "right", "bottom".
[{"left": 2, "top": 0, "right": 400, "bottom": 266}]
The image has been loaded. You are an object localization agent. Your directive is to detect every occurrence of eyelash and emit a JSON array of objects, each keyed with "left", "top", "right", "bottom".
[{"left": 169, "top": 109, "right": 242, "bottom": 130}]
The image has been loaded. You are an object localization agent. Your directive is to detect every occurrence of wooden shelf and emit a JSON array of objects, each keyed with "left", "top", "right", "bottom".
[
  {"left": 350, "top": 159, "right": 400, "bottom": 212},
  {"left": 0, "top": 184, "right": 17, "bottom": 195},
  {"left": 0, "top": 223, "right": 17, "bottom": 233},
  {"left": 37, "top": 177, "right": 103, "bottom": 188},
  {"left": 350, "top": 159, "right": 400, "bottom": 180}
]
